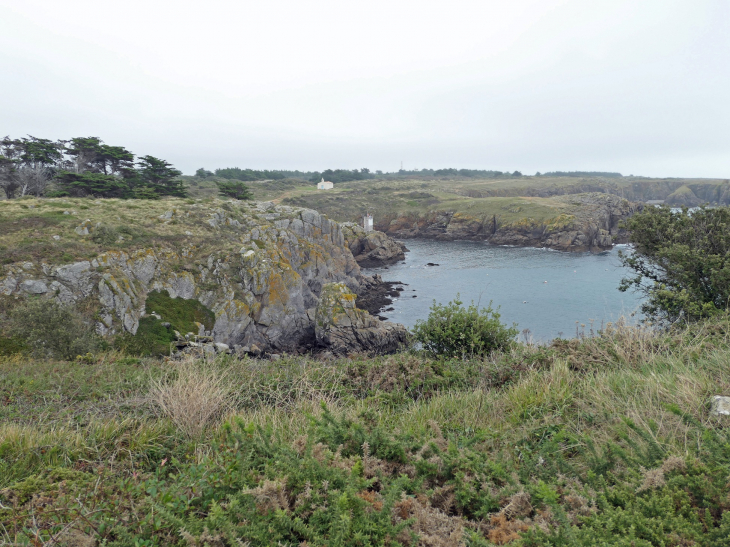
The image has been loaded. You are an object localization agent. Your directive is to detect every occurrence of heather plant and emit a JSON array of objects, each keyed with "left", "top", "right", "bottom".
[{"left": 413, "top": 295, "right": 518, "bottom": 358}]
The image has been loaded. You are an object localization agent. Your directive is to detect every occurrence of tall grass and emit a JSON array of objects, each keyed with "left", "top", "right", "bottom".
[{"left": 149, "top": 357, "right": 232, "bottom": 439}]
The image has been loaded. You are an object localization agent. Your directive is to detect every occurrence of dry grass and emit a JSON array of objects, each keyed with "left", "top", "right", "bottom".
[{"left": 150, "top": 357, "right": 232, "bottom": 439}]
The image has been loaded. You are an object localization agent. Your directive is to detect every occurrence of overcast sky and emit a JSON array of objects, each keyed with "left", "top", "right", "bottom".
[{"left": 1, "top": 0, "right": 728, "bottom": 177}]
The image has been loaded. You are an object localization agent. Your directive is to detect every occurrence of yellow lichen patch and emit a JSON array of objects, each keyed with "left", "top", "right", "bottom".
[{"left": 546, "top": 214, "right": 576, "bottom": 231}]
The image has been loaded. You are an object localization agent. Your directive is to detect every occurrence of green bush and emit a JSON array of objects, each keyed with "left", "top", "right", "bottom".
[
  {"left": 8, "top": 299, "right": 101, "bottom": 360},
  {"left": 412, "top": 295, "right": 518, "bottom": 357},
  {"left": 620, "top": 206, "right": 730, "bottom": 324},
  {"left": 144, "top": 290, "right": 215, "bottom": 335},
  {"left": 114, "top": 316, "right": 177, "bottom": 357},
  {"left": 216, "top": 180, "right": 253, "bottom": 200},
  {"left": 0, "top": 336, "right": 27, "bottom": 356},
  {"left": 90, "top": 224, "right": 144, "bottom": 247}
]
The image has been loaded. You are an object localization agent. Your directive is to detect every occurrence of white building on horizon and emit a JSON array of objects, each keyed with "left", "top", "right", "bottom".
[{"left": 317, "top": 178, "right": 333, "bottom": 190}]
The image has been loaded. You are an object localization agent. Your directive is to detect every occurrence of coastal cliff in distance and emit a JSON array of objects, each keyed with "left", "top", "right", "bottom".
[
  {"left": 0, "top": 198, "right": 407, "bottom": 355},
  {"left": 380, "top": 193, "right": 641, "bottom": 252},
  {"left": 272, "top": 176, "right": 660, "bottom": 253}
]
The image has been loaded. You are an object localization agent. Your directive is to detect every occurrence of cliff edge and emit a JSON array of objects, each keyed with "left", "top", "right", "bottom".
[{"left": 0, "top": 198, "right": 408, "bottom": 355}]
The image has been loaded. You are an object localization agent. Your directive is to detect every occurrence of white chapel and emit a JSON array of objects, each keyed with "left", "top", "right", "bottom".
[{"left": 317, "top": 178, "right": 334, "bottom": 190}]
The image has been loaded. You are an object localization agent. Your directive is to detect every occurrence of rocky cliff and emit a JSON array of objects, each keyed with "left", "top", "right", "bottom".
[
  {"left": 341, "top": 222, "right": 408, "bottom": 267},
  {"left": 379, "top": 193, "right": 642, "bottom": 252},
  {"left": 0, "top": 198, "right": 408, "bottom": 355}
]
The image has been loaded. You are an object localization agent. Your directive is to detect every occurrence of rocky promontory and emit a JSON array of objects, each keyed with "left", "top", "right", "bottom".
[
  {"left": 379, "top": 193, "right": 641, "bottom": 252},
  {"left": 341, "top": 222, "right": 408, "bottom": 267},
  {"left": 0, "top": 198, "right": 408, "bottom": 355}
]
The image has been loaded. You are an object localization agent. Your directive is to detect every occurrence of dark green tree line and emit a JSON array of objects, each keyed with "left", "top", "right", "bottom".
[{"left": 0, "top": 135, "right": 185, "bottom": 199}]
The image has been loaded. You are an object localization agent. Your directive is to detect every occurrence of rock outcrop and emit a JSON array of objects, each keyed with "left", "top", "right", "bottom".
[
  {"left": 341, "top": 223, "right": 408, "bottom": 267},
  {"left": 0, "top": 200, "right": 408, "bottom": 355},
  {"left": 315, "top": 282, "right": 410, "bottom": 355},
  {"left": 379, "top": 193, "right": 642, "bottom": 252}
]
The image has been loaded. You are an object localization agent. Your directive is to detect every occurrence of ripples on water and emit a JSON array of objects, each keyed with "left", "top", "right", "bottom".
[{"left": 364, "top": 240, "right": 644, "bottom": 342}]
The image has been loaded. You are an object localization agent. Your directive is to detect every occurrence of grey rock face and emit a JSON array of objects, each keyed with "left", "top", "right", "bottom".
[
  {"left": 1, "top": 201, "right": 408, "bottom": 355},
  {"left": 341, "top": 223, "right": 408, "bottom": 268},
  {"left": 315, "top": 282, "right": 409, "bottom": 355},
  {"left": 20, "top": 280, "right": 48, "bottom": 294}
]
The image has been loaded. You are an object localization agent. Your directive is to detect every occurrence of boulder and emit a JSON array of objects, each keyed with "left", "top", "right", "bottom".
[
  {"left": 710, "top": 396, "right": 730, "bottom": 416},
  {"left": 20, "top": 279, "right": 48, "bottom": 294},
  {"left": 315, "top": 282, "right": 409, "bottom": 355}
]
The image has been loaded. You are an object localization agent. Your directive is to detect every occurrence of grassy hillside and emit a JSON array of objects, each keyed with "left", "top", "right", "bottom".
[
  {"left": 3, "top": 317, "right": 730, "bottom": 545},
  {"left": 180, "top": 175, "right": 729, "bottom": 227},
  {"left": 0, "top": 195, "right": 289, "bottom": 266}
]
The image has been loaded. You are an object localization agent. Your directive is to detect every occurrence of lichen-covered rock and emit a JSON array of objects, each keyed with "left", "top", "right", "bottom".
[
  {"left": 315, "top": 282, "right": 409, "bottom": 354},
  {"left": 0, "top": 200, "right": 407, "bottom": 354},
  {"left": 341, "top": 223, "right": 408, "bottom": 267}
]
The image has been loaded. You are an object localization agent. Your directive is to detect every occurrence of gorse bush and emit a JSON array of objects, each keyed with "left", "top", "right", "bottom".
[
  {"left": 5, "top": 405, "right": 730, "bottom": 545},
  {"left": 413, "top": 295, "right": 518, "bottom": 357},
  {"left": 6, "top": 315, "right": 730, "bottom": 544},
  {"left": 8, "top": 299, "right": 101, "bottom": 360}
]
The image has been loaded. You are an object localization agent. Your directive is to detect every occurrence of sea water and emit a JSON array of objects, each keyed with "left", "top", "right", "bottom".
[{"left": 364, "top": 240, "right": 643, "bottom": 342}]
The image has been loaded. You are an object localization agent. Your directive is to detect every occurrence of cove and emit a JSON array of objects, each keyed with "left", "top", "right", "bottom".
[{"left": 364, "top": 239, "right": 644, "bottom": 342}]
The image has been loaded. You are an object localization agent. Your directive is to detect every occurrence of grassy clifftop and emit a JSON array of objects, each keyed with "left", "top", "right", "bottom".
[
  {"left": 185, "top": 174, "right": 730, "bottom": 227},
  {"left": 3, "top": 317, "right": 730, "bottom": 545},
  {"left": 0, "top": 196, "right": 257, "bottom": 266}
]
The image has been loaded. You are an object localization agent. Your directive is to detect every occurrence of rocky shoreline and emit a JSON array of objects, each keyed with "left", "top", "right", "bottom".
[
  {"left": 355, "top": 274, "right": 406, "bottom": 319},
  {"left": 377, "top": 193, "right": 642, "bottom": 253}
]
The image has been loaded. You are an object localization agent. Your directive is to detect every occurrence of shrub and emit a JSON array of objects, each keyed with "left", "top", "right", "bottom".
[
  {"left": 8, "top": 299, "right": 101, "bottom": 360},
  {"left": 0, "top": 336, "right": 27, "bottom": 356},
  {"left": 620, "top": 206, "right": 730, "bottom": 324},
  {"left": 114, "top": 316, "right": 177, "bottom": 356},
  {"left": 413, "top": 295, "right": 518, "bottom": 357},
  {"left": 91, "top": 224, "right": 140, "bottom": 246},
  {"left": 150, "top": 358, "right": 231, "bottom": 438},
  {"left": 216, "top": 180, "right": 253, "bottom": 200}
]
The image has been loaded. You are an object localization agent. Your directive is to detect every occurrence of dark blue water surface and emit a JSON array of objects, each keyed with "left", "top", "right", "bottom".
[{"left": 364, "top": 240, "right": 643, "bottom": 342}]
